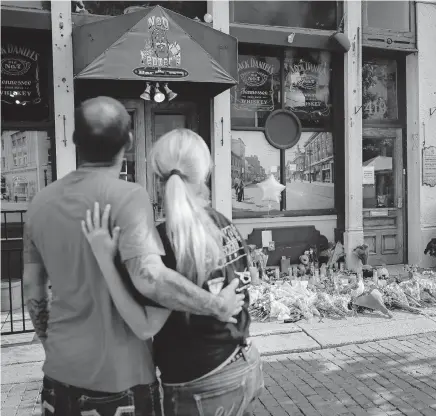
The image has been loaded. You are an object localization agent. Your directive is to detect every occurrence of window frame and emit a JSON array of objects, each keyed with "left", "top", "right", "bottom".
[
  {"left": 362, "top": 48, "right": 407, "bottom": 129},
  {"left": 231, "top": 44, "right": 335, "bottom": 132},
  {"left": 1, "top": 27, "right": 55, "bottom": 133},
  {"left": 230, "top": 1, "right": 343, "bottom": 33},
  {"left": 231, "top": 43, "right": 342, "bottom": 219},
  {"left": 361, "top": 1, "right": 417, "bottom": 51},
  {"left": 0, "top": 127, "right": 56, "bottom": 202}
]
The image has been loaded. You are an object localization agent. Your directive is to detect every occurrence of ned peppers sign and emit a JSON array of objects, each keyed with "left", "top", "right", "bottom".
[{"left": 1, "top": 44, "right": 41, "bottom": 106}]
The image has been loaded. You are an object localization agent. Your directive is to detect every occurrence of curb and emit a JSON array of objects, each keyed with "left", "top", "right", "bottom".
[{"left": 258, "top": 329, "right": 436, "bottom": 357}]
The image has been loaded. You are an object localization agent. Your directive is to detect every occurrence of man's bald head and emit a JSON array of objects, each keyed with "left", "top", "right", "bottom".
[{"left": 73, "top": 97, "right": 131, "bottom": 164}]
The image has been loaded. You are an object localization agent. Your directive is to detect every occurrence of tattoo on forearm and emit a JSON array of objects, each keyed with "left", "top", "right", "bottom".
[
  {"left": 23, "top": 223, "right": 42, "bottom": 265},
  {"left": 27, "top": 297, "right": 50, "bottom": 341},
  {"left": 126, "top": 257, "right": 221, "bottom": 316}
]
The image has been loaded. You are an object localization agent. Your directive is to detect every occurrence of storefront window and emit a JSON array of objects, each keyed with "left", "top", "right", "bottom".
[
  {"left": 231, "top": 54, "right": 281, "bottom": 128},
  {"left": 231, "top": 130, "right": 334, "bottom": 218},
  {"left": 232, "top": 1, "right": 337, "bottom": 30},
  {"left": 363, "top": 59, "right": 398, "bottom": 121},
  {"left": 284, "top": 49, "right": 332, "bottom": 129},
  {"left": 1, "top": 28, "right": 51, "bottom": 123},
  {"left": 0, "top": 130, "right": 54, "bottom": 209},
  {"left": 81, "top": 1, "right": 206, "bottom": 18},
  {"left": 231, "top": 131, "right": 280, "bottom": 215},
  {"left": 363, "top": 1, "right": 411, "bottom": 32}
]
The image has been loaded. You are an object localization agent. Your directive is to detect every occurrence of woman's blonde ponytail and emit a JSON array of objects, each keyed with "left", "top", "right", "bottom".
[{"left": 150, "top": 129, "right": 223, "bottom": 286}]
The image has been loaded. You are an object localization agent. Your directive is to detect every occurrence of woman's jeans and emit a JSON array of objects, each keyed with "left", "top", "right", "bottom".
[{"left": 162, "top": 343, "right": 264, "bottom": 416}]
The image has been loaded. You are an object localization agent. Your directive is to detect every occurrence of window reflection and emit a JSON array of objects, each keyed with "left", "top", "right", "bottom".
[
  {"left": 231, "top": 131, "right": 280, "bottom": 215},
  {"left": 231, "top": 131, "right": 335, "bottom": 218},
  {"left": 284, "top": 132, "right": 334, "bottom": 210},
  {"left": 233, "top": 1, "right": 337, "bottom": 30},
  {"left": 364, "top": 1, "right": 410, "bottom": 32},
  {"left": 362, "top": 138, "right": 395, "bottom": 209},
  {"left": 1, "top": 130, "right": 53, "bottom": 209},
  {"left": 82, "top": 1, "right": 207, "bottom": 18},
  {"left": 363, "top": 59, "right": 398, "bottom": 121}
]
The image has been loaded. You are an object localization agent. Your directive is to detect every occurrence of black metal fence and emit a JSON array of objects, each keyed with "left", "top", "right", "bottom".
[{"left": 1, "top": 210, "right": 34, "bottom": 335}]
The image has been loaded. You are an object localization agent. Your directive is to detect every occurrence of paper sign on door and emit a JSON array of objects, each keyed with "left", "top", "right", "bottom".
[
  {"left": 363, "top": 166, "right": 375, "bottom": 185},
  {"left": 262, "top": 230, "right": 273, "bottom": 248}
]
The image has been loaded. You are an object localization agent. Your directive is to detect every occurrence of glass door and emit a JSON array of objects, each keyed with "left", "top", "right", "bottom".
[
  {"left": 146, "top": 102, "right": 199, "bottom": 222},
  {"left": 362, "top": 128, "right": 404, "bottom": 265},
  {"left": 119, "top": 100, "right": 146, "bottom": 187},
  {"left": 121, "top": 100, "right": 199, "bottom": 222}
]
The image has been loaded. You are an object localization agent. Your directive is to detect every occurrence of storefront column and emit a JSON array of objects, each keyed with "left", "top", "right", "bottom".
[
  {"left": 406, "top": 52, "right": 421, "bottom": 265},
  {"left": 207, "top": 0, "right": 232, "bottom": 219},
  {"left": 409, "top": 2, "right": 436, "bottom": 268},
  {"left": 51, "top": 1, "right": 76, "bottom": 179},
  {"left": 343, "top": 0, "right": 364, "bottom": 268}
]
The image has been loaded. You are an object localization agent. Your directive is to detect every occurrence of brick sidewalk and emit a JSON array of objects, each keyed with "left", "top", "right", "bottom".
[
  {"left": 2, "top": 332, "right": 436, "bottom": 416},
  {"left": 253, "top": 332, "right": 436, "bottom": 416}
]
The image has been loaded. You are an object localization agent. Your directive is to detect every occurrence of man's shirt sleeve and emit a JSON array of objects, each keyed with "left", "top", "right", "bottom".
[
  {"left": 115, "top": 187, "right": 166, "bottom": 308},
  {"left": 116, "top": 187, "right": 165, "bottom": 262}
]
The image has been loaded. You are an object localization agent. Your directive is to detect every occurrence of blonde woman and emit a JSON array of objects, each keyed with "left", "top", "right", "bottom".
[{"left": 82, "top": 129, "right": 263, "bottom": 416}]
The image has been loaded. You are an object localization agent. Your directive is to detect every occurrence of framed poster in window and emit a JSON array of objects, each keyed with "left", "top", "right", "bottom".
[
  {"left": 231, "top": 54, "right": 281, "bottom": 129},
  {"left": 284, "top": 49, "right": 332, "bottom": 129},
  {"left": 1, "top": 28, "right": 51, "bottom": 123}
]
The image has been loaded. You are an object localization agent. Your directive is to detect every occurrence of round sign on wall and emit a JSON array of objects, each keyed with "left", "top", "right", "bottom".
[{"left": 264, "top": 109, "right": 302, "bottom": 150}]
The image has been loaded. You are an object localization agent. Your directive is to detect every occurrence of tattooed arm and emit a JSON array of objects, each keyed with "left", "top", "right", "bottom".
[
  {"left": 125, "top": 254, "right": 242, "bottom": 320},
  {"left": 22, "top": 223, "right": 49, "bottom": 344}
]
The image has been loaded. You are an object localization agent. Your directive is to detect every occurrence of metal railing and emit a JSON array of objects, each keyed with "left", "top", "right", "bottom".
[{"left": 1, "top": 210, "right": 34, "bottom": 335}]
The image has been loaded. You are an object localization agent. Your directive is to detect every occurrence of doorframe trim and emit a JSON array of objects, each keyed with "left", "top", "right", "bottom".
[{"left": 119, "top": 99, "right": 146, "bottom": 188}]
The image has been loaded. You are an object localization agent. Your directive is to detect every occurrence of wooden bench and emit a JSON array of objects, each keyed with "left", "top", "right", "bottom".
[{"left": 246, "top": 225, "right": 328, "bottom": 266}]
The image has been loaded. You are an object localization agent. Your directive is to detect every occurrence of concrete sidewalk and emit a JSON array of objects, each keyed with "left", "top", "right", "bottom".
[
  {"left": 2, "top": 310, "right": 436, "bottom": 416},
  {"left": 2, "top": 308, "right": 436, "bottom": 384},
  {"left": 251, "top": 308, "right": 436, "bottom": 356}
]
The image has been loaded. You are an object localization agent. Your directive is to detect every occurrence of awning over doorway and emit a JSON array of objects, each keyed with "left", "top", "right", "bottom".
[
  {"left": 363, "top": 156, "right": 392, "bottom": 172},
  {"left": 73, "top": 6, "right": 237, "bottom": 94}
]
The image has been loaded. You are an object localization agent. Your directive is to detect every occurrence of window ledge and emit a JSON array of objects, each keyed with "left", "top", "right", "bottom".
[{"left": 233, "top": 210, "right": 337, "bottom": 221}]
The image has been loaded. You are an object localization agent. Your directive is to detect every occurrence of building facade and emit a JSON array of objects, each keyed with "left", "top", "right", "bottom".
[{"left": 2, "top": 0, "right": 436, "bottom": 268}]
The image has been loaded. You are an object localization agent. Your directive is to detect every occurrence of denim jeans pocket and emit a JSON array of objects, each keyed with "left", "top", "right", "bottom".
[
  {"left": 78, "top": 390, "right": 135, "bottom": 416},
  {"left": 41, "top": 387, "right": 56, "bottom": 415},
  {"left": 193, "top": 378, "right": 247, "bottom": 416}
]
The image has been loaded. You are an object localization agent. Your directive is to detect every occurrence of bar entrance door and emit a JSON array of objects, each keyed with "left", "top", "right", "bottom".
[
  {"left": 120, "top": 99, "right": 199, "bottom": 221},
  {"left": 362, "top": 128, "right": 405, "bottom": 265}
]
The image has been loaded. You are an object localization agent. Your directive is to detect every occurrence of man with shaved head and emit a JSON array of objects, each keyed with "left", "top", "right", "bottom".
[{"left": 23, "top": 97, "right": 243, "bottom": 415}]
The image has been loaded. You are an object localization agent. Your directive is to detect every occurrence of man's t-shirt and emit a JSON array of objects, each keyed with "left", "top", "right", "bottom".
[
  {"left": 26, "top": 168, "right": 164, "bottom": 392},
  {"left": 152, "top": 208, "right": 251, "bottom": 384}
]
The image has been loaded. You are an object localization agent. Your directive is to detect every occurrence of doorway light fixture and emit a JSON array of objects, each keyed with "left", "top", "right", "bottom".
[
  {"left": 140, "top": 82, "right": 178, "bottom": 103},
  {"left": 140, "top": 83, "right": 151, "bottom": 101},
  {"left": 153, "top": 83, "right": 165, "bottom": 103},
  {"left": 163, "top": 83, "right": 177, "bottom": 101}
]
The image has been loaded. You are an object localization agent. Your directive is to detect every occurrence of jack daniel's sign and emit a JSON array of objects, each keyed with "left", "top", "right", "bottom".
[
  {"left": 233, "top": 57, "right": 275, "bottom": 111},
  {"left": 1, "top": 44, "right": 42, "bottom": 106}
]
